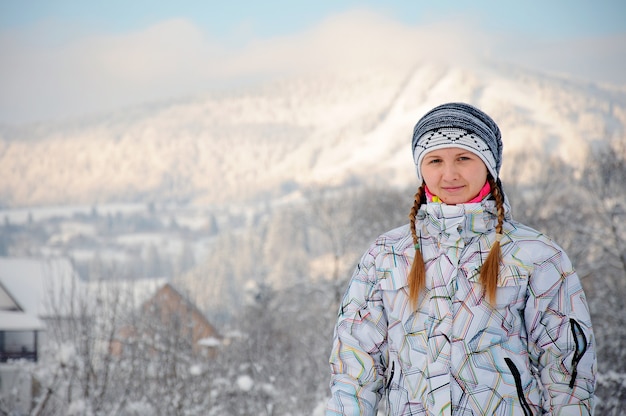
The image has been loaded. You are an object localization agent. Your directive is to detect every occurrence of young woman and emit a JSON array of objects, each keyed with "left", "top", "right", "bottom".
[{"left": 326, "top": 103, "right": 596, "bottom": 415}]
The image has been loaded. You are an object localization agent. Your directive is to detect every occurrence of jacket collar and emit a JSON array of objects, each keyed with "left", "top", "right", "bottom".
[{"left": 417, "top": 198, "right": 511, "bottom": 245}]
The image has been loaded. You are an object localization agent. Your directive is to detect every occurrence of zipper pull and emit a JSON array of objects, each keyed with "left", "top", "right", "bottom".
[{"left": 569, "top": 318, "right": 588, "bottom": 389}]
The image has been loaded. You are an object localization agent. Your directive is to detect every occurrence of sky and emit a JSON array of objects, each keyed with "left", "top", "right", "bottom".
[{"left": 1, "top": 0, "right": 625, "bottom": 125}]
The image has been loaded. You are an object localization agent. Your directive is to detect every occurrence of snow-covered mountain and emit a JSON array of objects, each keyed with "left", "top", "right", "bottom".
[{"left": 1, "top": 60, "right": 625, "bottom": 208}]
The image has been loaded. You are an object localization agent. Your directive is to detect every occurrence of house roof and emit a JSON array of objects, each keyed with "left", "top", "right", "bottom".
[
  {"left": 0, "top": 257, "right": 81, "bottom": 320},
  {"left": 0, "top": 310, "right": 45, "bottom": 331},
  {"left": 0, "top": 258, "right": 219, "bottom": 338},
  {"left": 0, "top": 279, "right": 23, "bottom": 311},
  {"left": 142, "top": 283, "right": 221, "bottom": 339},
  {"left": 82, "top": 277, "right": 168, "bottom": 309}
]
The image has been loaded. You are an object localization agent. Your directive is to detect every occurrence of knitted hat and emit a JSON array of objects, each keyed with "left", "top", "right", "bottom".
[{"left": 411, "top": 103, "right": 502, "bottom": 184}]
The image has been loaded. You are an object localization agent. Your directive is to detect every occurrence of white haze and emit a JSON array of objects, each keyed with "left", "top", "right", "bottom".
[{"left": 1, "top": 9, "right": 624, "bottom": 124}]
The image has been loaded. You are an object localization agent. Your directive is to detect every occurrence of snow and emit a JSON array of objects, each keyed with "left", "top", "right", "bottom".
[
  {"left": 189, "top": 364, "right": 202, "bottom": 376},
  {"left": 82, "top": 277, "right": 167, "bottom": 310},
  {"left": 197, "top": 336, "right": 222, "bottom": 347},
  {"left": 67, "top": 399, "right": 88, "bottom": 416},
  {"left": 122, "top": 400, "right": 155, "bottom": 415},
  {"left": 0, "top": 311, "right": 45, "bottom": 330},
  {"left": 0, "top": 257, "right": 81, "bottom": 318},
  {"left": 312, "top": 400, "right": 327, "bottom": 416},
  {"left": 1, "top": 61, "right": 623, "bottom": 208},
  {"left": 56, "top": 343, "right": 76, "bottom": 366},
  {"left": 0, "top": 203, "right": 146, "bottom": 225},
  {"left": 236, "top": 375, "right": 254, "bottom": 392}
]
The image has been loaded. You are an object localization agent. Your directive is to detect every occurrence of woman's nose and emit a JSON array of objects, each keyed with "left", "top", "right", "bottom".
[{"left": 441, "top": 163, "right": 459, "bottom": 179}]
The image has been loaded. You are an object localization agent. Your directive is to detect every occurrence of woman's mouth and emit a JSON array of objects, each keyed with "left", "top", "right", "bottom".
[{"left": 442, "top": 186, "right": 464, "bottom": 193}]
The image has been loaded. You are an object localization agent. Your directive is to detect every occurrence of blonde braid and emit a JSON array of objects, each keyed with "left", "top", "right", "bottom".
[
  {"left": 480, "top": 176, "right": 505, "bottom": 304},
  {"left": 408, "top": 185, "right": 426, "bottom": 309}
]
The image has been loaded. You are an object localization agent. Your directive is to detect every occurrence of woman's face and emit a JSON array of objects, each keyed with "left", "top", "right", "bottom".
[{"left": 421, "top": 147, "right": 488, "bottom": 205}]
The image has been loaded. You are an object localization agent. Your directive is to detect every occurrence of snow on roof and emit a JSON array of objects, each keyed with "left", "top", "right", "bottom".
[
  {"left": 82, "top": 277, "right": 168, "bottom": 309},
  {"left": 0, "top": 257, "right": 81, "bottom": 318},
  {"left": 0, "top": 310, "right": 45, "bottom": 331},
  {"left": 0, "top": 280, "right": 21, "bottom": 310},
  {"left": 0, "top": 258, "right": 173, "bottom": 332},
  {"left": 197, "top": 336, "right": 222, "bottom": 347}
]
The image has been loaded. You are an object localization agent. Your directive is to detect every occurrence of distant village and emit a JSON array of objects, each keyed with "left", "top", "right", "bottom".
[
  {"left": 0, "top": 201, "right": 263, "bottom": 281},
  {"left": 0, "top": 201, "right": 243, "bottom": 414}
]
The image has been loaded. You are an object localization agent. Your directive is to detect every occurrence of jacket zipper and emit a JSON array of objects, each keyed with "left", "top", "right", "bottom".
[
  {"left": 569, "top": 318, "right": 588, "bottom": 389},
  {"left": 504, "top": 357, "right": 532, "bottom": 416},
  {"left": 386, "top": 360, "right": 395, "bottom": 390},
  {"left": 385, "top": 361, "right": 395, "bottom": 414}
]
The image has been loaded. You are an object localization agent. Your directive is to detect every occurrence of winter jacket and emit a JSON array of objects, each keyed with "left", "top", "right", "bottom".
[{"left": 326, "top": 199, "right": 596, "bottom": 415}]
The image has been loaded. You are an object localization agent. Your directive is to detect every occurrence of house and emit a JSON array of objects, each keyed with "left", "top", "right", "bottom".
[
  {"left": 0, "top": 279, "right": 45, "bottom": 363},
  {"left": 143, "top": 283, "right": 222, "bottom": 355},
  {"left": 110, "top": 282, "right": 221, "bottom": 357},
  {"left": 0, "top": 257, "right": 81, "bottom": 361},
  {"left": 0, "top": 256, "right": 80, "bottom": 414}
]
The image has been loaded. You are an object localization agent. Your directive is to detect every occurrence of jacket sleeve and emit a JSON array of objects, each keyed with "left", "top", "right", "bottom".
[
  {"left": 326, "top": 246, "right": 388, "bottom": 416},
  {"left": 524, "top": 244, "right": 596, "bottom": 415}
]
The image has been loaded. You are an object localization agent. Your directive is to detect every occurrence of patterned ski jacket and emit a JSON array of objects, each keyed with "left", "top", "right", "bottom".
[{"left": 326, "top": 199, "right": 596, "bottom": 415}]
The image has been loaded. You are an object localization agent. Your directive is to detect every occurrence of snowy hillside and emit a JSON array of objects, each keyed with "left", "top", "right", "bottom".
[{"left": 1, "top": 60, "right": 625, "bottom": 208}]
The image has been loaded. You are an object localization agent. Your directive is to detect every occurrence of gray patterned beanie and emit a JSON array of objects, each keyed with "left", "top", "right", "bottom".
[{"left": 412, "top": 102, "right": 503, "bottom": 184}]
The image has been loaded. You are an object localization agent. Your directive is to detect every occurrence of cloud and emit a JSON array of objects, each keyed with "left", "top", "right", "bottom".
[
  {"left": 222, "top": 10, "right": 496, "bottom": 76},
  {"left": 0, "top": 9, "right": 623, "bottom": 124},
  {"left": 0, "top": 18, "right": 229, "bottom": 123},
  {"left": 491, "top": 33, "right": 626, "bottom": 85}
]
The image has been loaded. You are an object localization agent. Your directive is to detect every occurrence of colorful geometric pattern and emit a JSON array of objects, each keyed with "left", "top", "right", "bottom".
[{"left": 327, "top": 200, "right": 596, "bottom": 415}]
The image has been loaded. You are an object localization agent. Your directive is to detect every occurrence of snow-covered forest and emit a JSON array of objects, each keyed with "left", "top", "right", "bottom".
[{"left": 1, "top": 61, "right": 626, "bottom": 414}]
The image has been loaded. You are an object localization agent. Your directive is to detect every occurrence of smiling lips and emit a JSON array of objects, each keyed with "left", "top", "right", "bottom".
[{"left": 442, "top": 185, "right": 465, "bottom": 193}]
